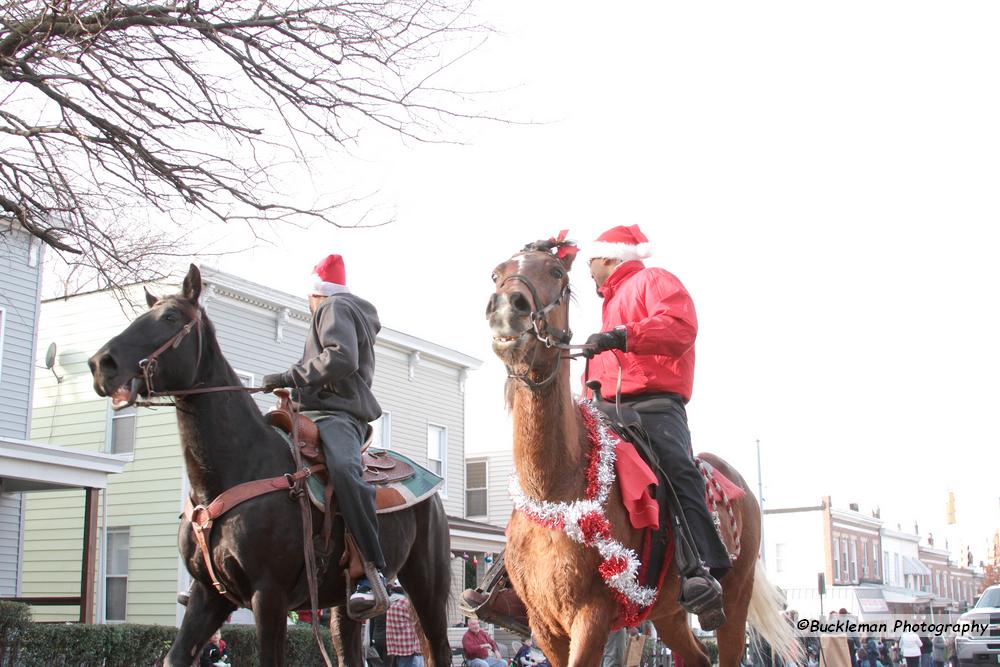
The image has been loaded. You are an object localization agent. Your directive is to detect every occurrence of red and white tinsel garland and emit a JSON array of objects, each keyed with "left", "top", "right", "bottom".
[{"left": 509, "top": 400, "right": 658, "bottom": 623}]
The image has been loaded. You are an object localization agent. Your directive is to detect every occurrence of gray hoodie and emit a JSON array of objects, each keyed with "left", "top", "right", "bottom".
[{"left": 280, "top": 293, "right": 382, "bottom": 422}]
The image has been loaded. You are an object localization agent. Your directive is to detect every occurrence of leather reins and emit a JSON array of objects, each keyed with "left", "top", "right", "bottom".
[{"left": 125, "top": 301, "right": 333, "bottom": 666}]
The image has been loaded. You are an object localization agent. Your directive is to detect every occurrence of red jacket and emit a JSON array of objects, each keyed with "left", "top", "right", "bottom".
[
  {"left": 584, "top": 260, "right": 697, "bottom": 402},
  {"left": 463, "top": 628, "right": 499, "bottom": 660}
]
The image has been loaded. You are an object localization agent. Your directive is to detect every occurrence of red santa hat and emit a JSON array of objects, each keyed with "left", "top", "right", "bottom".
[
  {"left": 587, "top": 224, "right": 652, "bottom": 262},
  {"left": 310, "top": 254, "right": 349, "bottom": 296}
]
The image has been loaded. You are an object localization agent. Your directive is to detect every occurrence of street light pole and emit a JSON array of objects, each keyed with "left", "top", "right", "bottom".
[{"left": 757, "top": 438, "right": 766, "bottom": 566}]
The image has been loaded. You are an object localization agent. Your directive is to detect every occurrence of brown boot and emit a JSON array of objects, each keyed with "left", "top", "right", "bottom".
[{"left": 460, "top": 588, "right": 490, "bottom": 613}]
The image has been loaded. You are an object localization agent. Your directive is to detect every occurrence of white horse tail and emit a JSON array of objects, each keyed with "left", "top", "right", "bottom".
[{"left": 746, "top": 559, "right": 803, "bottom": 666}]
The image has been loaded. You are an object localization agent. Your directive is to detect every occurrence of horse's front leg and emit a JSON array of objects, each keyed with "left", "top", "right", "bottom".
[
  {"left": 566, "top": 603, "right": 618, "bottom": 667},
  {"left": 164, "top": 580, "right": 236, "bottom": 667},
  {"left": 251, "top": 582, "right": 291, "bottom": 666},
  {"left": 330, "top": 605, "right": 365, "bottom": 667}
]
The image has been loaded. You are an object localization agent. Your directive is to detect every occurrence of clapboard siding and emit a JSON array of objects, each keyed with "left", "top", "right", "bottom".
[
  {"left": 25, "top": 274, "right": 477, "bottom": 624},
  {"left": 0, "top": 227, "right": 42, "bottom": 599},
  {"left": 0, "top": 492, "right": 23, "bottom": 595},
  {"left": 0, "top": 227, "right": 41, "bottom": 440}
]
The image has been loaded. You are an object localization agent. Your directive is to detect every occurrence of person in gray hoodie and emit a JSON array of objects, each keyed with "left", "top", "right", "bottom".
[{"left": 262, "top": 253, "right": 386, "bottom": 616}]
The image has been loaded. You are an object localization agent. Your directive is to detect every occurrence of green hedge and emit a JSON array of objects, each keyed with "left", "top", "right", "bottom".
[
  {"left": 0, "top": 601, "right": 32, "bottom": 666},
  {"left": 0, "top": 601, "right": 335, "bottom": 667}
]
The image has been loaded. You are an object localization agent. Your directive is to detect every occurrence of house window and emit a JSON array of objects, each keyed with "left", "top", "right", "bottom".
[
  {"left": 872, "top": 543, "right": 879, "bottom": 578},
  {"left": 466, "top": 459, "right": 488, "bottom": 518},
  {"left": 427, "top": 424, "right": 447, "bottom": 496},
  {"left": 105, "top": 528, "right": 130, "bottom": 622},
  {"left": 883, "top": 550, "right": 890, "bottom": 583},
  {"left": 849, "top": 539, "right": 857, "bottom": 582},
  {"left": 234, "top": 370, "right": 255, "bottom": 387},
  {"left": 370, "top": 412, "right": 391, "bottom": 449},
  {"left": 774, "top": 543, "right": 785, "bottom": 573},
  {"left": 862, "top": 539, "right": 869, "bottom": 578},
  {"left": 842, "top": 540, "right": 850, "bottom": 580},
  {"left": 833, "top": 539, "right": 841, "bottom": 582},
  {"left": 895, "top": 554, "right": 901, "bottom": 587},
  {"left": 109, "top": 404, "right": 136, "bottom": 454}
]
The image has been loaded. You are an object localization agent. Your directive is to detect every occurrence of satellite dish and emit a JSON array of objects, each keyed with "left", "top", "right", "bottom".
[{"left": 44, "top": 342, "right": 63, "bottom": 382}]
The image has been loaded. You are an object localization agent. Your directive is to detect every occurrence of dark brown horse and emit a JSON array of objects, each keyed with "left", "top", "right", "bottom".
[
  {"left": 89, "top": 265, "right": 452, "bottom": 667},
  {"left": 485, "top": 241, "right": 799, "bottom": 667}
]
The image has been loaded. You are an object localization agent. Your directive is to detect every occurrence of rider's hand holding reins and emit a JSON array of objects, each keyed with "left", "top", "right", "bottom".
[
  {"left": 581, "top": 326, "right": 627, "bottom": 358},
  {"left": 261, "top": 373, "right": 289, "bottom": 393}
]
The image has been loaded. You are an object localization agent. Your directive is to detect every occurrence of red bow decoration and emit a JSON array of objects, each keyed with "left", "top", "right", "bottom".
[{"left": 550, "top": 229, "right": 579, "bottom": 261}]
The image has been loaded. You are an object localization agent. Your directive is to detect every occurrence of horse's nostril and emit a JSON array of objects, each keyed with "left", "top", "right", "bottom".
[
  {"left": 98, "top": 354, "right": 118, "bottom": 375},
  {"left": 486, "top": 294, "right": 498, "bottom": 317},
  {"left": 510, "top": 292, "right": 531, "bottom": 314}
]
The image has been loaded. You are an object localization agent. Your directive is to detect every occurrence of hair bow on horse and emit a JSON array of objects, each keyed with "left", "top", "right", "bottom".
[{"left": 549, "top": 229, "right": 579, "bottom": 260}]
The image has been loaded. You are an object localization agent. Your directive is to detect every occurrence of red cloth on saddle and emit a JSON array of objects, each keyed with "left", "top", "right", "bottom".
[
  {"left": 615, "top": 441, "right": 659, "bottom": 530},
  {"left": 614, "top": 442, "right": 746, "bottom": 532}
]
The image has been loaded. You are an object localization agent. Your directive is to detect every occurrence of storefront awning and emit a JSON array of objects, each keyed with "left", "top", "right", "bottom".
[
  {"left": 883, "top": 588, "right": 932, "bottom": 605},
  {"left": 855, "top": 587, "right": 890, "bottom": 614},
  {"left": 902, "top": 556, "right": 931, "bottom": 576}
]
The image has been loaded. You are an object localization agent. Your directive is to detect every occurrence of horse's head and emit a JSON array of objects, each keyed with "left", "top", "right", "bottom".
[
  {"left": 486, "top": 239, "right": 577, "bottom": 385},
  {"left": 89, "top": 264, "right": 206, "bottom": 409}
]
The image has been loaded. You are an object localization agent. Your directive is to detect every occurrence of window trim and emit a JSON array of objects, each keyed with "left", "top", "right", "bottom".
[
  {"left": 103, "top": 527, "right": 130, "bottom": 623},
  {"left": 426, "top": 422, "right": 448, "bottom": 498},
  {"left": 465, "top": 458, "right": 488, "bottom": 518},
  {"left": 234, "top": 369, "right": 255, "bottom": 387},
  {"left": 370, "top": 411, "right": 392, "bottom": 450},
  {"left": 105, "top": 402, "right": 137, "bottom": 456}
]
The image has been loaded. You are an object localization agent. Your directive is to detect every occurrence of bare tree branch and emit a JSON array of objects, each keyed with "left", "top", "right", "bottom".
[{"left": 0, "top": 0, "right": 490, "bottom": 288}]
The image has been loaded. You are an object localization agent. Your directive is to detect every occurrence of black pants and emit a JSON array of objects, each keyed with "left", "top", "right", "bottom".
[
  {"left": 317, "top": 413, "right": 386, "bottom": 570},
  {"left": 622, "top": 394, "right": 732, "bottom": 577}
]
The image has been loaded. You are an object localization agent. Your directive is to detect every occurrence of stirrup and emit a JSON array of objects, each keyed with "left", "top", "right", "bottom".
[
  {"left": 346, "top": 562, "right": 389, "bottom": 621},
  {"left": 460, "top": 588, "right": 491, "bottom": 614},
  {"left": 678, "top": 573, "right": 723, "bottom": 615}
]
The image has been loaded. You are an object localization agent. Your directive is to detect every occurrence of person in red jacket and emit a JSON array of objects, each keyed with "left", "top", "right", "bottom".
[
  {"left": 582, "top": 223, "right": 729, "bottom": 630},
  {"left": 462, "top": 619, "right": 506, "bottom": 667}
]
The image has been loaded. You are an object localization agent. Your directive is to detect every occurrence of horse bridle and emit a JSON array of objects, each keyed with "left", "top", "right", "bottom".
[
  {"left": 498, "top": 252, "right": 591, "bottom": 389},
  {"left": 129, "top": 301, "right": 260, "bottom": 407}
]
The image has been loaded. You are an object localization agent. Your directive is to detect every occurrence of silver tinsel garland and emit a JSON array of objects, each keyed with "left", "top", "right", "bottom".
[{"left": 508, "top": 400, "right": 658, "bottom": 609}]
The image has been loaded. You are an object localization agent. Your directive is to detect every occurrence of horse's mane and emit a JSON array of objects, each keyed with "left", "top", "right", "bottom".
[{"left": 521, "top": 238, "right": 575, "bottom": 256}]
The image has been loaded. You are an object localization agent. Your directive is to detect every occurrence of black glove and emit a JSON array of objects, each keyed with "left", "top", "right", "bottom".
[
  {"left": 582, "top": 328, "right": 627, "bottom": 358},
  {"left": 261, "top": 372, "right": 289, "bottom": 393}
]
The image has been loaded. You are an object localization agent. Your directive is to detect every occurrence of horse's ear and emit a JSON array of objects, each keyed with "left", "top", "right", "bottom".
[
  {"left": 144, "top": 288, "right": 159, "bottom": 309},
  {"left": 182, "top": 264, "right": 202, "bottom": 303},
  {"left": 559, "top": 250, "right": 577, "bottom": 272}
]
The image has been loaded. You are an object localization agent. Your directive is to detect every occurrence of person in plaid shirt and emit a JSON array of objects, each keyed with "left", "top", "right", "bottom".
[{"left": 386, "top": 596, "right": 424, "bottom": 667}]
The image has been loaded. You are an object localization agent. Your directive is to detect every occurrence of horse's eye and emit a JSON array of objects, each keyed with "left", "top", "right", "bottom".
[
  {"left": 491, "top": 272, "right": 499, "bottom": 283},
  {"left": 550, "top": 267, "right": 565, "bottom": 279},
  {"left": 163, "top": 311, "right": 179, "bottom": 323}
]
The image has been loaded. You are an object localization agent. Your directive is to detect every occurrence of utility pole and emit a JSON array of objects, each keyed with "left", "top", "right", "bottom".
[{"left": 757, "top": 438, "right": 765, "bottom": 566}]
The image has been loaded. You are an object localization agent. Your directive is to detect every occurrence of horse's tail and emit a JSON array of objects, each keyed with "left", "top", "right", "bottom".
[{"left": 746, "top": 559, "right": 802, "bottom": 666}]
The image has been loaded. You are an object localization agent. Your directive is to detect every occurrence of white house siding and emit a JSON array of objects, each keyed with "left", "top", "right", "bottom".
[
  {"left": 24, "top": 274, "right": 478, "bottom": 624},
  {"left": 0, "top": 492, "right": 23, "bottom": 596},
  {"left": 0, "top": 226, "right": 42, "bottom": 598}
]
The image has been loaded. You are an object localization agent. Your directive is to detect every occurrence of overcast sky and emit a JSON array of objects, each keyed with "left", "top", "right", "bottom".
[{"left": 204, "top": 1, "right": 1000, "bottom": 563}]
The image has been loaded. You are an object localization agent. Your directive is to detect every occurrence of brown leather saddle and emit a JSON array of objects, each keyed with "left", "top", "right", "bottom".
[{"left": 265, "top": 390, "right": 414, "bottom": 486}]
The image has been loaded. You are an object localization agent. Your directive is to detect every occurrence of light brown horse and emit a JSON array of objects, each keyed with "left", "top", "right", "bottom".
[{"left": 485, "top": 240, "right": 799, "bottom": 667}]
